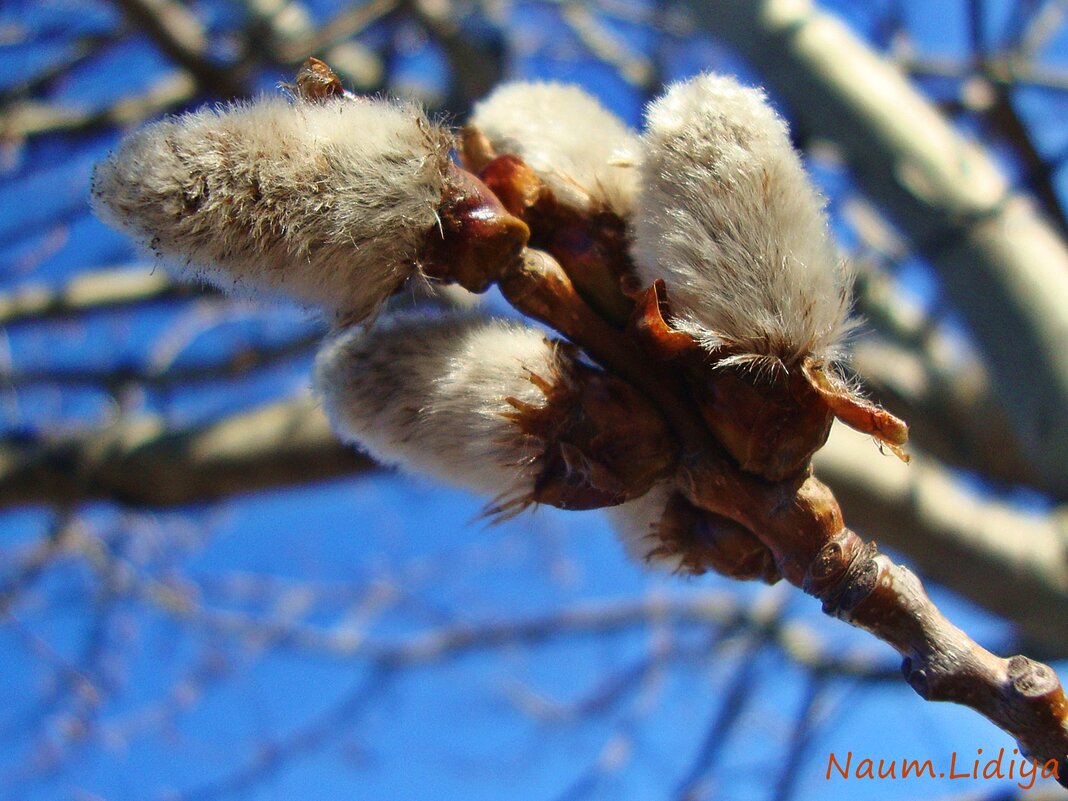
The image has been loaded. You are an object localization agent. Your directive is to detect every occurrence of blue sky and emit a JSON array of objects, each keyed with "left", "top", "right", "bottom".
[{"left": 1, "top": 1, "right": 1065, "bottom": 799}]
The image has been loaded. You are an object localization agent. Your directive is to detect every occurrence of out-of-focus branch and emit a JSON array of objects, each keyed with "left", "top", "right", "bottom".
[
  {"left": 0, "top": 398, "right": 370, "bottom": 508},
  {"left": 110, "top": 0, "right": 249, "bottom": 97},
  {"left": 256, "top": 0, "right": 396, "bottom": 64},
  {"left": 840, "top": 222, "right": 1038, "bottom": 488},
  {"left": 771, "top": 674, "right": 827, "bottom": 801},
  {"left": 0, "top": 514, "right": 77, "bottom": 616},
  {"left": 159, "top": 589, "right": 891, "bottom": 801},
  {"left": 146, "top": 583, "right": 895, "bottom": 680},
  {"left": 986, "top": 78, "right": 1068, "bottom": 235},
  {"left": 672, "top": 620, "right": 775, "bottom": 800},
  {"left": 898, "top": 52, "right": 1068, "bottom": 233},
  {"left": 850, "top": 337, "right": 1034, "bottom": 488},
  {"left": 0, "top": 267, "right": 200, "bottom": 327},
  {"left": 1013, "top": 0, "right": 1068, "bottom": 61},
  {"left": 243, "top": 0, "right": 389, "bottom": 91},
  {"left": 0, "top": 331, "right": 320, "bottom": 390},
  {"left": 12, "top": 396, "right": 1063, "bottom": 659},
  {"left": 561, "top": 3, "right": 656, "bottom": 88},
  {"left": 689, "top": 0, "right": 1068, "bottom": 498},
  {"left": 405, "top": 0, "right": 503, "bottom": 112},
  {"left": 0, "top": 34, "right": 117, "bottom": 106},
  {"left": 814, "top": 424, "right": 1068, "bottom": 658},
  {"left": 0, "top": 71, "right": 195, "bottom": 141},
  {"left": 839, "top": 51, "right": 1068, "bottom": 93}
]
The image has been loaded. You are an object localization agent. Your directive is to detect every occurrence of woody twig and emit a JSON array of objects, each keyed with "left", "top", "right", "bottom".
[
  {"left": 454, "top": 126, "right": 1068, "bottom": 784},
  {"left": 90, "top": 57, "right": 1068, "bottom": 783}
]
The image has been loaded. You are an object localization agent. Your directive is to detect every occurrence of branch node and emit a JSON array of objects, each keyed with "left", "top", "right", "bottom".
[
  {"left": 1007, "top": 655, "right": 1062, "bottom": 701},
  {"left": 804, "top": 531, "right": 879, "bottom": 618}
]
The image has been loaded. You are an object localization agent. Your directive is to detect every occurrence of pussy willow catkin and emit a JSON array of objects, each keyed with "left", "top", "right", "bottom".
[
  {"left": 92, "top": 94, "right": 454, "bottom": 321},
  {"left": 470, "top": 81, "right": 640, "bottom": 216},
  {"left": 632, "top": 74, "right": 852, "bottom": 365}
]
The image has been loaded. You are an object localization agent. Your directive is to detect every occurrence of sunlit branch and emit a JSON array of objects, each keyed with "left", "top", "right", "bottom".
[
  {"left": 0, "top": 71, "right": 195, "bottom": 141},
  {"left": 0, "top": 398, "right": 371, "bottom": 508},
  {"left": 0, "top": 330, "right": 321, "bottom": 391}
]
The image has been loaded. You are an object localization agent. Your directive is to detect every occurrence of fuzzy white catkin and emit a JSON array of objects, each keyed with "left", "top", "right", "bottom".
[
  {"left": 633, "top": 74, "right": 851, "bottom": 364},
  {"left": 314, "top": 312, "right": 564, "bottom": 501},
  {"left": 92, "top": 95, "right": 453, "bottom": 322},
  {"left": 605, "top": 483, "right": 685, "bottom": 573},
  {"left": 470, "top": 82, "right": 640, "bottom": 216}
]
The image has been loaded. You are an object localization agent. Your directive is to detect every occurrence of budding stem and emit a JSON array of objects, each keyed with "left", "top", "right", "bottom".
[
  {"left": 498, "top": 249, "right": 709, "bottom": 452},
  {"left": 486, "top": 208, "right": 1068, "bottom": 786}
]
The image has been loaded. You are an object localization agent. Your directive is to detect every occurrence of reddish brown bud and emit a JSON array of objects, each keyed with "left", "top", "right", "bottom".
[
  {"left": 477, "top": 153, "right": 636, "bottom": 325},
  {"left": 505, "top": 355, "right": 677, "bottom": 511},
  {"left": 690, "top": 364, "right": 832, "bottom": 481},
  {"left": 641, "top": 492, "right": 780, "bottom": 581},
  {"left": 628, "top": 281, "right": 702, "bottom": 360},
  {"left": 292, "top": 57, "right": 346, "bottom": 102},
  {"left": 478, "top": 154, "right": 543, "bottom": 217},
  {"left": 802, "top": 359, "right": 910, "bottom": 461},
  {"left": 459, "top": 124, "right": 497, "bottom": 173},
  {"left": 422, "top": 164, "right": 530, "bottom": 293}
]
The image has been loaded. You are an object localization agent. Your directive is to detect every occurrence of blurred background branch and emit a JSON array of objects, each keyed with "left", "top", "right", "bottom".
[{"left": 4, "top": 0, "right": 1068, "bottom": 798}]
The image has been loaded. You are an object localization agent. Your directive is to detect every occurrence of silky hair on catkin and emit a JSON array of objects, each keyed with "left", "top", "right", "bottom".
[
  {"left": 92, "top": 94, "right": 454, "bottom": 322},
  {"left": 470, "top": 81, "right": 641, "bottom": 216},
  {"left": 632, "top": 73, "right": 852, "bottom": 366},
  {"left": 314, "top": 312, "right": 571, "bottom": 503}
]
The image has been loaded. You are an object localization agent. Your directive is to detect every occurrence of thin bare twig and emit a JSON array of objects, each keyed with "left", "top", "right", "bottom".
[
  {"left": 672, "top": 617, "right": 779, "bottom": 800},
  {"left": 770, "top": 674, "right": 829, "bottom": 801}
]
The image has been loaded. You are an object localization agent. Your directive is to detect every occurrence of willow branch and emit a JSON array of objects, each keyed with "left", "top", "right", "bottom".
[
  {"left": 6, "top": 391, "right": 1064, "bottom": 665},
  {"left": 688, "top": 0, "right": 1068, "bottom": 498},
  {"left": 0, "top": 398, "right": 370, "bottom": 508},
  {"left": 678, "top": 456, "right": 1068, "bottom": 777},
  {"left": 814, "top": 424, "right": 1068, "bottom": 659},
  {"left": 488, "top": 242, "right": 1068, "bottom": 773}
]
